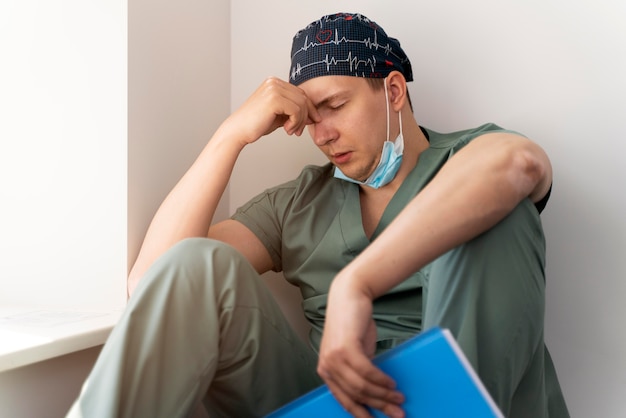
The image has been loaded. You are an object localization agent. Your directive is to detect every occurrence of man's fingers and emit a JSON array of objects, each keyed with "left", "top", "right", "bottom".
[
  {"left": 339, "top": 362, "right": 403, "bottom": 405},
  {"left": 237, "top": 77, "right": 320, "bottom": 140},
  {"left": 305, "top": 93, "right": 321, "bottom": 123},
  {"left": 326, "top": 380, "right": 373, "bottom": 418},
  {"left": 262, "top": 78, "right": 318, "bottom": 136},
  {"left": 289, "top": 95, "right": 320, "bottom": 136},
  {"left": 319, "top": 351, "right": 405, "bottom": 416},
  {"left": 325, "top": 369, "right": 405, "bottom": 418},
  {"left": 283, "top": 94, "right": 317, "bottom": 136},
  {"left": 322, "top": 351, "right": 396, "bottom": 393}
]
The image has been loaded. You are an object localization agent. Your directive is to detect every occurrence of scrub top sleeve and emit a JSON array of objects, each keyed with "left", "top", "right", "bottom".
[
  {"left": 231, "top": 186, "right": 296, "bottom": 273},
  {"left": 446, "top": 124, "right": 551, "bottom": 213},
  {"left": 445, "top": 123, "right": 527, "bottom": 155}
]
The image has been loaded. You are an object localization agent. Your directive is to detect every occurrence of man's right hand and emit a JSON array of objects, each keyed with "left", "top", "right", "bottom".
[
  {"left": 224, "top": 77, "right": 321, "bottom": 146},
  {"left": 128, "top": 77, "right": 318, "bottom": 297}
]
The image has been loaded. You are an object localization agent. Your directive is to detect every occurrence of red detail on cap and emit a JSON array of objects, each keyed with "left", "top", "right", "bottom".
[
  {"left": 316, "top": 29, "right": 332, "bottom": 44},
  {"left": 385, "top": 60, "right": 393, "bottom": 66}
]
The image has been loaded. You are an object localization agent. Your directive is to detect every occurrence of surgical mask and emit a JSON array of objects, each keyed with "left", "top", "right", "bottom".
[{"left": 333, "top": 78, "right": 404, "bottom": 189}]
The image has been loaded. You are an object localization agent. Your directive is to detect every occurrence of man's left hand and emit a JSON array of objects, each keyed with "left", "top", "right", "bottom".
[{"left": 317, "top": 277, "right": 405, "bottom": 418}]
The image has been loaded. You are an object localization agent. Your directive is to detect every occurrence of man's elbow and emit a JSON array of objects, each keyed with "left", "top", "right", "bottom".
[{"left": 511, "top": 139, "right": 552, "bottom": 203}]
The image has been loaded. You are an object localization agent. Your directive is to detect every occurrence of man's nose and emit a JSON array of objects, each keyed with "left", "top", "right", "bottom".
[{"left": 310, "top": 119, "right": 335, "bottom": 147}]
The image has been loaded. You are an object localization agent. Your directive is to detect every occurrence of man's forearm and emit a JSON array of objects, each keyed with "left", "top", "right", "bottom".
[
  {"left": 333, "top": 133, "right": 552, "bottom": 300},
  {"left": 127, "top": 125, "right": 246, "bottom": 295},
  {"left": 127, "top": 78, "right": 321, "bottom": 296}
]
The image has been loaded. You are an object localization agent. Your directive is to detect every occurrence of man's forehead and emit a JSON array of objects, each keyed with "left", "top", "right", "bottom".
[{"left": 299, "top": 75, "right": 367, "bottom": 103}]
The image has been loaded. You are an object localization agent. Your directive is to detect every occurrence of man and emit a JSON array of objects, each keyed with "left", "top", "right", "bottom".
[{"left": 67, "top": 12, "right": 568, "bottom": 418}]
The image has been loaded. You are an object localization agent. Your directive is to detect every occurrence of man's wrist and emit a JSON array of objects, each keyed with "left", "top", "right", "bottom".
[
  {"left": 331, "top": 267, "right": 376, "bottom": 302},
  {"left": 211, "top": 120, "right": 252, "bottom": 154}
]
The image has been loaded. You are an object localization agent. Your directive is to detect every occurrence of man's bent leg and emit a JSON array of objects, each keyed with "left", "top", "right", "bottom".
[
  {"left": 66, "top": 238, "right": 321, "bottom": 418},
  {"left": 422, "top": 199, "right": 568, "bottom": 417}
]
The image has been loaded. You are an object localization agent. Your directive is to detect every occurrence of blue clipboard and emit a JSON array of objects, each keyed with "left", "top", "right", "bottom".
[{"left": 266, "top": 327, "right": 503, "bottom": 417}]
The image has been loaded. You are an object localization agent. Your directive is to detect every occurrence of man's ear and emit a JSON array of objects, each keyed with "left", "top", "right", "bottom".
[{"left": 387, "top": 71, "right": 408, "bottom": 112}]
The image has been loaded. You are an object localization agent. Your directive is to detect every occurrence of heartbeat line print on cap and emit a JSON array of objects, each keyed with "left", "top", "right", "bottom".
[
  {"left": 288, "top": 12, "right": 413, "bottom": 86},
  {"left": 291, "top": 50, "right": 382, "bottom": 82},
  {"left": 292, "top": 29, "right": 395, "bottom": 61}
]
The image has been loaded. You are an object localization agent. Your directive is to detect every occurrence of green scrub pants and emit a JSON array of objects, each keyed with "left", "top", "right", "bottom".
[
  {"left": 423, "top": 199, "right": 568, "bottom": 417},
  {"left": 66, "top": 239, "right": 323, "bottom": 418},
  {"left": 66, "top": 199, "right": 568, "bottom": 417}
]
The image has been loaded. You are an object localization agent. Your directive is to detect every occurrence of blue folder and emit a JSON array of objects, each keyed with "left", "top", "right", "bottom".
[{"left": 266, "top": 327, "right": 503, "bottom": 417}]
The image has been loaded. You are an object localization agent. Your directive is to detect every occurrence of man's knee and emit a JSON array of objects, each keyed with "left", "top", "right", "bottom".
[
  {"left": 424, "top": 198, "right": 546, "bottom": 341},
  {"left": 138, "top": 238, "right": 251, "bottom": 296},
  {"left": 166, "top": 237, "right": 243, "bottom": 266},
  {"left": 438, "top": 199, "right": 545, "bottom": 282},
  {"left": 486, "top": 198, "right": 545, "bottom": 255}
]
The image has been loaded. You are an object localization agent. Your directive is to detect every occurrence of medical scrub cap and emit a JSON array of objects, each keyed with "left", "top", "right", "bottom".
[{"left": 289, "top": 12, "right": 413, "bottom": 86}]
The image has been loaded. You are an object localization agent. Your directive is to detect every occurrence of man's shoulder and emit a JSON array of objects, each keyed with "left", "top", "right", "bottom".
[
  {"left": 295, "top": 162, "right": 335, "bottom": 184},
  {"left": 424, "top": 123, "right": 522, "bottom": 150},
  {"left": 255, "top": 162, "right": 337, "bottom": 209},
  {"left": 270, "top": 163, "right": 335, "bottom": 193}
]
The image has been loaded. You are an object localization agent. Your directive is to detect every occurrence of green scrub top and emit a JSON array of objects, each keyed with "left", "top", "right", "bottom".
[{"left": 232, "top": 123, "right": 516, "bottom": 351}]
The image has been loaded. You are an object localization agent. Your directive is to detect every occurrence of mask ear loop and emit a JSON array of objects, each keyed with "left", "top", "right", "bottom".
[
  {"left": 384, "top": 77, "right": 390, "bottom": 142},
  {"left": 384, "top": 77, "right": 404, "bottom": 144},
  {"left": 399, "top": 107, "right": 403, "bottom": 140}
]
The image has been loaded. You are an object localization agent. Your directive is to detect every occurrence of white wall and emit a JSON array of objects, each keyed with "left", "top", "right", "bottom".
[
  {"left": 2, "top": 1, "right": 623, "bottom": 416},
  {"left": 230, "top": 1, "right": 626, "bottom": 416},
  {"left": 128, "top": 0, "right": 231, "bottom": 269},
  {"left": 0, "top": 1, "right": 227, "bottom": 417},
  {"left": 0, "top": 0, "right": 127, "bottom": 311},
  {"left": 0, "top": 1, "right": 126, "bottom": 416},
  {"left": 128, "top": 3, "right": 229, "bottom": 415}
]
